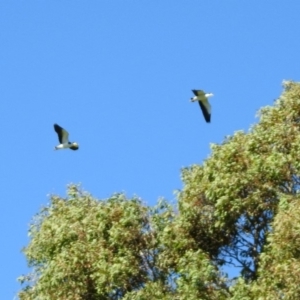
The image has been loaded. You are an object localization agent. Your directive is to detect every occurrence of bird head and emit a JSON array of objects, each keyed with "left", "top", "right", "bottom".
[
  {"left": 206, "top": 93, "right": 214, "bottom": 98},
  {"left": 70, "top": 142, "right": 79, "bottom": 150}
]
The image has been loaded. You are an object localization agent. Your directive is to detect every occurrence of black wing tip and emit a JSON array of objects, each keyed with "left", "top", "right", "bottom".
[
  {"left": 203, "top": 113, "right": 211, "bottom": 123},
  {"left": 54, "top": 123, "right": 62, "bottom": 131},
  {"left": 53, "top": 124, "right": 64, "bottom": 143}
]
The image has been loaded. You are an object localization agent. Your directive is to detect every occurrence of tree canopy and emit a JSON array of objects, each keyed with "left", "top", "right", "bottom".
[{"left": 19, "top": 81, "right": 300, "bottom": 299}]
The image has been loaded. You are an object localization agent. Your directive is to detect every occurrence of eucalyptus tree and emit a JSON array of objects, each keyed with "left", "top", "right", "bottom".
[
  {"left": 19, "top": 81, "right": 300, "bottom": 299},
  {"left": 179, "top": 81, "right": 300, "bottom": 281},
  {"left": 18, "top": 186, "right": 227, "bottom": 300}
]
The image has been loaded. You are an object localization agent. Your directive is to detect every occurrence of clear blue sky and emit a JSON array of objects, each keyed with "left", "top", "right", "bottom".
[{"left": 1, "top": 1, "right": 299, "bottom": 298}]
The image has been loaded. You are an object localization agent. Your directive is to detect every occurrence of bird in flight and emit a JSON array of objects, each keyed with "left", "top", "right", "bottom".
[
  {"left": 191, "top": 90, "right": 213, "bottom": 123},
  {"left": 53, "top": 124, "right": 79, "bottom": 150}
]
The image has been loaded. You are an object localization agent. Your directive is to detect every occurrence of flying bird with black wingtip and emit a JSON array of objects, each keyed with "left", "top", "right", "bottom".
[
  {"left": 53, "top": 124, "right": 79, "bottom": 150},
  {"left": 191, "top": 90, "right": 214, "bottom": 123}
]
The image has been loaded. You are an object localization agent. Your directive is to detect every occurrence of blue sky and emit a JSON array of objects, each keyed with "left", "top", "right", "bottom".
[{"left": 1, "top": 1, "right": 300, "bottom": 298}]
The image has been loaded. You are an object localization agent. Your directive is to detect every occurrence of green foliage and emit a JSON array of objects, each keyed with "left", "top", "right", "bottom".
[
  {"left": 179, "top": 81, "right": 300, "bottom": 282},
  {"left": 19, "top": 186, "right": 153, "bottom": 299},
  {"left": 19, "top": 186, "right": 227, "bottom": 299},
  {"left": 19, "top": 81, "right": 300, "bottom": 298}
]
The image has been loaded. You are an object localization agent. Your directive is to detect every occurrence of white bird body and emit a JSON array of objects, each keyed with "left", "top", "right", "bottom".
[
  {"left": 55, "top": 143, "right": 78, "bottom": 150},
  {"left": 54, "top": 124, "right": 79, "bottom": 151},
  {"left": 191, "top": 90, "right": 213, "bottom": 123}
]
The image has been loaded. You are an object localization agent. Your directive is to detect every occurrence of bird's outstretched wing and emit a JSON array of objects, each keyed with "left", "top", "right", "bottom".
[
  {"left": 54, "top": 124, "right": 69, "bottom": 144},
  {"left": 198, "top": 99, "right": 211, "bottom": 123}
]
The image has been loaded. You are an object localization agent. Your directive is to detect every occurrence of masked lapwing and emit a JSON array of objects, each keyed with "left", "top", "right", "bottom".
[
  {"left": 191, "top": 90, "right": 214, "bottom": 123},
  {"left": 53, "top": 124, "right": 79, "bottom": 150}
]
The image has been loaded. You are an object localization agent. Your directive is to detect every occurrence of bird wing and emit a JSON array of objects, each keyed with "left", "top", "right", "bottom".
[
  {"left": 192, "top": 90, "right": 205, "bottom": 97},
  {"left": 54, "top": 124, "right": 69, "bottom": 144},
  {"left": 198, "top": 99, "right": 211, "bottom": 123}
]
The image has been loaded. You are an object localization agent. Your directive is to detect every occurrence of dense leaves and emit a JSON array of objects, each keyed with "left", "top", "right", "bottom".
[
  {"left": 19, "top": 187, "right": 152, "bottom": 299},
  {"left": 179, "top": 81, "right": 300, "bottom": 283},
  {"left": 19, "top": 82, "right": 300, "bottom": 298},
  {"left": 19, "top": 187, "right": 227, "bottom": 299}
]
